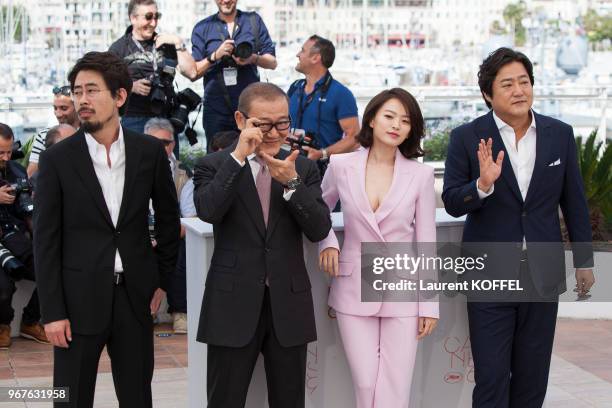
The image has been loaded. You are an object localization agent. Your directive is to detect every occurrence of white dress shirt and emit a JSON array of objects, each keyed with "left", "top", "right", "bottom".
[
  {"left": 477, "top": 111, "right": 537, "bottom": 201},
  {"left": 84, "top": 127, "right": 126, "bottom": 273}
]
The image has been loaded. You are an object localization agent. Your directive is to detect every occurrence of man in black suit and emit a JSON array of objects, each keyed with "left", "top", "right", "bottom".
[
  {"left": 194, "top": 82, "right": 331, "bottom": 408},
  {"left": 33, "top": 51, "right": 180, "bottom": 407},
  {"left": 443, "top": 48, "right": 594, "bottom": 408}
]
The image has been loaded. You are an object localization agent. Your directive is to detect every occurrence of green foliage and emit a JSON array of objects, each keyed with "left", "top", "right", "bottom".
[
  {"left": 583, "top": 9, "right": 612, "bottom": 43},
  {"left": 575, "top": 130, "right": 612, "bottom": 241},
  {"left": 503, "top": 2, "right": 527, "bottom": 46},
  {"left": 490, "top": 20, "right": 507, "bottom": 35},
  {"left": 179, "top": 144, "right": 206, "bottom": 172},
  {"left": 423, "top": 127, "right": 451, "bottom": 162},
  {"left": 1, "top": 6, "right": 29, "bottom": 42}
]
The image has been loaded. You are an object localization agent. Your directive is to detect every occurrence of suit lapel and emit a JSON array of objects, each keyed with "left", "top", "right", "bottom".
[
  {"left": 69, "top": 131, "right": 114, "bottom": 228},
  {"left": 117, "top": 130, "right": 142, "bottom": 228},
  {"left": 479, "top": 112, "right": 523, "bottom": 203},
  {"left": 347, "top": 148, "right": 385, "bottom": 241},
  {"left": 238, "top": 158, "right": 266, "bottom": 239},
  {"left": 374, "top": 150, "right": 415, "bottom": 225},
  {"left": 524, "top": 112, "right": 551, "bottom": 206}
]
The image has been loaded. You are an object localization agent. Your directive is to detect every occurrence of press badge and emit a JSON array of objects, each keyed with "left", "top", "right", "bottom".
[{"left": 223, "top": 67, "right": 238, "bottom": 86}]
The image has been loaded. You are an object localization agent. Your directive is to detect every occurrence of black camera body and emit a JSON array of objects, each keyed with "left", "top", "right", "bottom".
[
  {"left": 221, "top": 41, "right": 254, "bottom": 66},
  {"left": 288, "top": 132, "right": 320, "bottom": 156},
  {"left": 11, "top": 178, "right": 34, "bottom": 216},
  {"left": 149, "top": 43, "right": 179, "bottom": 116},
  {"left": 149, "top": 43, "right": 201, "bottom": 141}
]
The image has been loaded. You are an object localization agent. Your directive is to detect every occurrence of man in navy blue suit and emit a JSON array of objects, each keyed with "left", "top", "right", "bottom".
[{"left": 442, "top": 47, "right": 595, "bottom": 408}]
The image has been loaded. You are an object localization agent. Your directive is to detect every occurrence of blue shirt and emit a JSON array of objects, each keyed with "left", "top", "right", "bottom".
[
  {"left": 191, "top": 10, "right": 275, "bottom": 116},
  {"left": 288, "top": 74, "right": 358, "bottom": 149}
]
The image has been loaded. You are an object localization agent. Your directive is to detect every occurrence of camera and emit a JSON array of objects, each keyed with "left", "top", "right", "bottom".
[
  {"left": 221, "top": 41, "right": 254, "bottom": 66},
  {"left": 149, "top": 43, "right": 179, "bottom": 116},
  {"left": 10, "top": 178, "right": 34, "bottom": 216},
  {"left": 233, "top": 41, "right": 254, "bottom": 59},
  {"left": 287, "top": 131, "right": 319, "bottom": 156},
  {"left": 0, "top": 241, "right": 25, "bottom": 281},
  {"left": 148, "top": 43, "right": 201, "bottom": 138},
  {"left": 169, "top": 89, "right": 201, "bottom": 134}
]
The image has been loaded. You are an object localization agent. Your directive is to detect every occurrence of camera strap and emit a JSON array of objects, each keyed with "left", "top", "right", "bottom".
[
  {"left": 293, "top": 72, "right": 333, "bottom": 147},
  {"left": 131, "top": 35, "right": 158, "bottom": 72}
]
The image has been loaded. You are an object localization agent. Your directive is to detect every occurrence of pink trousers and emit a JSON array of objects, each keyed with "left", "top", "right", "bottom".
[{"left": 336, "top": 312, "right": 419, "bottom": 408}]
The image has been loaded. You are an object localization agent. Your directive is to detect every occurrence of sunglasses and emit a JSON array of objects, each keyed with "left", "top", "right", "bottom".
[
  {"left": 53, "top": 86, "right": 71, "bottom": 96},
  {"left": 137, "top": 12, "right": 162, "bottom": 21}
]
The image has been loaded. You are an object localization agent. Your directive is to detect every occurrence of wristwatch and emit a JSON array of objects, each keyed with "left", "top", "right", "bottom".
[
  {"left": 320, "top": 148, "right": 329, "bottom": 160},
  {"left": 207, "top": 51, "right": 216, "bottom": 63},
  {"left": 283, "top": 175, "right": 302, "bottom": 190},
  {"left": 176, "top": 42, "right": 187, "bottom": 52}
]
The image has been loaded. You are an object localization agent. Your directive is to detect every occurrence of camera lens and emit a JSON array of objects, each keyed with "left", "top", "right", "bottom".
[{"left": 233, "top": 42, "right": 253, "bottom": 60}]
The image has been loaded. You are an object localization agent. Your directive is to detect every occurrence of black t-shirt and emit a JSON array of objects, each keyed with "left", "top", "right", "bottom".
[{"left": 109, "top": 26, "right": 158, "bottom": 117}]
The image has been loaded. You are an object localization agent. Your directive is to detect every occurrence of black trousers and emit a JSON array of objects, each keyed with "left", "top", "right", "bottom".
[
  {"left": 467, "top": 261, "right": 558, "bottom": 408},
  {"left": 53, "top": 285, "right": 154, "bottom": 408},
  {"left": 0, "top": 231, "right": 41, "bottom": 325},
  {"left": 207, "top": 288, "right": 307, "bottom": 408},
  {"left": 167, "top": 239, "right": 187, "bottom": 314}
]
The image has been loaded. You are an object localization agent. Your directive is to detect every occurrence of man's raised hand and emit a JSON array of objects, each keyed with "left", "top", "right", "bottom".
[
  {"left": 259, "top": 149, "right": 299, "bottom": 185},
  {"left": 233, "top": 117, "right": 263, "bottom": 162},
  {"left": 477, "top": 138, "right": 504, "bottom": 193}
]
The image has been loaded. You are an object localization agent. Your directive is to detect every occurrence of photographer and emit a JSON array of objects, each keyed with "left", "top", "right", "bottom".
[
  {"left": 109, "top": 0, "right": 197, "bottom": 135},
  {"left": 0, "top": 123, "right": 48, "bottom": 348},
  {"left": 187, "top": 0, "right": 277, "bottom": 151},
  {"left": 288, "top": 35, "right": 360, "bottom": 174}
]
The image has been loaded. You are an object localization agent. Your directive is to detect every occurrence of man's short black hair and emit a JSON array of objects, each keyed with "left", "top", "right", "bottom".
[
  {"left": 128, "top": 0, "right": 156, "bottom": 16},
  {"left": 308, "top": 35, "right": 335, "bottom": 69},
  {"left": 0, "top": 123, "right": 14, "bottom": 141},
  {"left": 478, "top": 47, "right": 534, "bottom": 108},
  {"left": 68, "top": 51, "right": 133, "bottom": 116}
]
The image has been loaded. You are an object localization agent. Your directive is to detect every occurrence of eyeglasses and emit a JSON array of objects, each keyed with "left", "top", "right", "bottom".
[
  {"left": 160, "top": 139, "right": 174, "bottom": 146},
  {"left": 53, "top": 86, "right": 71, "bottom": 96},
  {"left": 72, "top": 88, "right": 110, "bottom": 99},
  {"left": 240, "top": 113, "right": 292, "bottom": 133},
  {"left": 136, "top": 12, "right": 162, "bottom": 21}
]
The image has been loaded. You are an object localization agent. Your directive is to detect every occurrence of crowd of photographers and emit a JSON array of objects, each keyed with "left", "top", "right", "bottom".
[{"left": 0, "top": 0, "right": 359, "bottom": 345}]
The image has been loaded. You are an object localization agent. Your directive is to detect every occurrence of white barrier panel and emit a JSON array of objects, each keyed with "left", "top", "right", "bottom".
[{"left": 184, "top": 209, "right": 476, "bottom": 408}]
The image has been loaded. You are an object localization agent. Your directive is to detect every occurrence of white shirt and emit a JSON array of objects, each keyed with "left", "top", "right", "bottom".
[
  {"left": 477, "top": 111, "right": 537, "bottom": 201},
  {"left": 180, "top": 178, "right": 197, "bottom": 217},
  {"left": 85, "top": 127, "right": 126, "bottom": 273}
]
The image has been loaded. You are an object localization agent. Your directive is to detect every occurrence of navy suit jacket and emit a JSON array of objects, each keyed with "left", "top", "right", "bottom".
[{"left": 442, "top": 111, "right": 593, "bottom": 295}]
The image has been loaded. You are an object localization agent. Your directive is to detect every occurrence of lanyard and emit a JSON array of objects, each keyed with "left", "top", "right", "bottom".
[
  {"left": 131, "top": 35, "right": 158, "bottom": 72},
  {"left": 295, "top": 73, "right": 333, "bottom": 136}
]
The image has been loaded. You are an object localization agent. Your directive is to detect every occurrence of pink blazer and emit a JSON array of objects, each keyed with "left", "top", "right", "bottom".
[{"left": 319, "top": 148, "right": 439, "bottom": 318}]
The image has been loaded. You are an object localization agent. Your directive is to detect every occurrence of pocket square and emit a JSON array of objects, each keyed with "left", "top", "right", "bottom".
[{"left": 548, "top": 159, "right": 561, "bottom": 167}]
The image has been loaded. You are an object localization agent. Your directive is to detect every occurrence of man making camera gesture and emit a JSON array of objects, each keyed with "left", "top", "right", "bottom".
[{"left": 193, "top": 82, "right": 330, "bottom": 408}]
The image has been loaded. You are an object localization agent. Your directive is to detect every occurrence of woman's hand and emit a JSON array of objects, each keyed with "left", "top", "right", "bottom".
[
  {"left": 319, "top": 247, "right": 339, "bottom": 277},
  {"left": 417, "top": 317, "right": 438, "bottom": 340}
]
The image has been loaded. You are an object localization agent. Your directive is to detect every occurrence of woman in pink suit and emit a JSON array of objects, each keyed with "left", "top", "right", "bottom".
[{"left": 319, "top": 88, "right": 438, "bottom": 408}]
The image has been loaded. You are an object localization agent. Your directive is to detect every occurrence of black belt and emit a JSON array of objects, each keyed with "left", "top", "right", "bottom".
[{"left": 113, "top": 272, "right": 124, "bottom": 285}]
